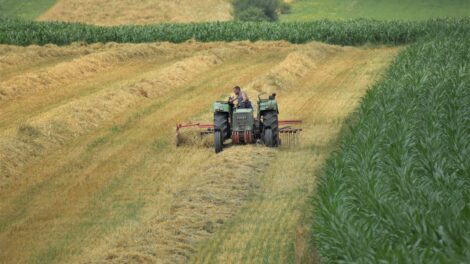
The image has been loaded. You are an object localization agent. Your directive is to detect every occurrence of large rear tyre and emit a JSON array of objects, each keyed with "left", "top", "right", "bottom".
[
  {"left": 262, "top": 110, "right": 279, "bottom": 147},
  {"left": 214, "top": 131, "right": 223, "bottom": 153},
  {"left": 264, "top": 128, "right": 274, "bottom": 147},
  {"left": 214, "top": 113, "right": 229, "bottom": 140}
]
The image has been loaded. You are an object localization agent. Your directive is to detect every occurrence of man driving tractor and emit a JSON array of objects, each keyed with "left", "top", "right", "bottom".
[{"left": 230, "top": 86, "right": 252, "bottom": 109}]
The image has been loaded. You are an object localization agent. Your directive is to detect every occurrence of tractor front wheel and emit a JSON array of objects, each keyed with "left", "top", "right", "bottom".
[
  {"left": 214, "top": 131, "right": 223, "bottom": 153},
  {"left": 262, "top": 110, "right": 279, "bottom": 147},
  {"left": 264, "top": 128, "right": 274, "bottom": 147},
  {"left": 214, "top": 112, "right": 229, "bottom": 140}
]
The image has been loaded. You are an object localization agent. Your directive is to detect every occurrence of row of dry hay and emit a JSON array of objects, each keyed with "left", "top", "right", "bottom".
[{"left": 79, "top": 146, "right": 277, "bottom": 263}]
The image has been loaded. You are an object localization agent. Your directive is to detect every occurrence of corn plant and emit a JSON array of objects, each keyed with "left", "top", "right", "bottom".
[
  {"left": 312, "top": 36, "right": 470, "bottom": 263},
  {"left": 0, "top": 17, "right": 469, "bottom": 46}
]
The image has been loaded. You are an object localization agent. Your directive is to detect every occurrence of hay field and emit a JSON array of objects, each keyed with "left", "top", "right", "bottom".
[
  {"left": 0, "top": 41, "right": 398, "bottom": 263},
  {"left": 38, "top": 0, "right": 232, "bottom": 25}
]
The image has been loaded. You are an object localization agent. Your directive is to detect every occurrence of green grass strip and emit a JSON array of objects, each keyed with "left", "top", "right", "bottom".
[
  {"left": 0, "top": 0, "right": 56, "bottom": 20},
  {"left": 281, "top": 0, "right": 470, "bottom": 22}
]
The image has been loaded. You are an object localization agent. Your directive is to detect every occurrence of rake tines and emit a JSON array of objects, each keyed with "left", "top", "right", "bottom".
[{"left": 279, "top": 127, "right": 302, "bottom": 148}]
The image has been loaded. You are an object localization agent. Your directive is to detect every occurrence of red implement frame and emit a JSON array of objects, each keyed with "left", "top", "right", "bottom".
[
  {"left": 176, "top": 120, "right": 302, "bottom": 146},
  {"left": 176, "top": 120, "right": 302, "bottom": 132},
  {"left": 279, "top": 120, "right": 303, "bottom": 133},
  {"left": 279, "top": 120, "right": 302, "bottom": 126},
  {"left": 176, "top": 123, "right": 214, "bottom": 135}
]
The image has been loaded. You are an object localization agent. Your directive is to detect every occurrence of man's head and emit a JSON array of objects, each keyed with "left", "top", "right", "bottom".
[{"left": 233, "top": 86, "right": 241, "bottom": 95}]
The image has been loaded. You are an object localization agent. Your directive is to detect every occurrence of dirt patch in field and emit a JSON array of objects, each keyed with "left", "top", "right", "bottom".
[{"left": 39, "top": 0, "right": 232, "bottom": 25}]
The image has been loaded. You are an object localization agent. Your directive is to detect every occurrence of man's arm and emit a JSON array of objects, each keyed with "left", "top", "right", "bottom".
[
  {"left": 241, "top": 91, "right": 249, "bottom": 102},
  {"left": 229, "top": 94, "right": 236, "bottom": 103}
]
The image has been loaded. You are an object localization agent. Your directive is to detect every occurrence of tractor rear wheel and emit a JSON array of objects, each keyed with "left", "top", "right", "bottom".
[
  {"left": 214, "top": 112, "right": 229, "bottom": 140},
  {"left": 214, "top": 131, "right": 223, "bottom": 153},
  {"left": 262, "top": 110, "right": 279, "bottom": 147}
]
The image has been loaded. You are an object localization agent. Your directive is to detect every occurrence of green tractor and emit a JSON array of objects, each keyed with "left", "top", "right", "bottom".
[{"left": 176, "top": 93, "right": 302, "bottom": 153}]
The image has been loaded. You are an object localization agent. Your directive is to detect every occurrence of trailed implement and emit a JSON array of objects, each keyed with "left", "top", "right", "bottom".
[{"left": 176, "top": 93, "right": 302, "bottom": 153}]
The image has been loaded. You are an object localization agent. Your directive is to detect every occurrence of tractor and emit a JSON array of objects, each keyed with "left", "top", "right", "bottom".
[{"left": 176, "top": 93, "right": 302, "bottom": 153}]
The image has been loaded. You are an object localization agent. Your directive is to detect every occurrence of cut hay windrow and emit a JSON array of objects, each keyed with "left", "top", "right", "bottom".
[
  {"left": 0, "top": 44, "right": 173, "bottom": 101},
  {"left": 246, "top": 42, "right": 341, "bottom": 94},
  {"left": 0, "top": 43, "right": 106, "bottom": 71},
  {"left": 77, "top": 147, "right": 275, "bottom": 263},
  {"left": 0, "top": 51, "right": 225, "bottom": 181},
  {"left": 176, "top": 128, "right": 214, "bottom": 148},
  {"left": 0, "top": 41, "right": 284, "bottom": 102}
]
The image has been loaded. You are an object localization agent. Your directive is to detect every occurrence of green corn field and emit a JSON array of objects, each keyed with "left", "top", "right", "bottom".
[
  {"left": 312, "top": 36, "right": 470, "bottom": 263},
  {"left": 1, "top": 17, "right": 470, "bottom": 46}
]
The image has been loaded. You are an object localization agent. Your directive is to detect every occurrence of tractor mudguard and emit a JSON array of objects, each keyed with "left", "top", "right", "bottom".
[
  {"left": 258, "top": 99, "right": 279, "bottom": 113},
  {"left": 212, "top": 101, "right": 230, "bottom": 113}
]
